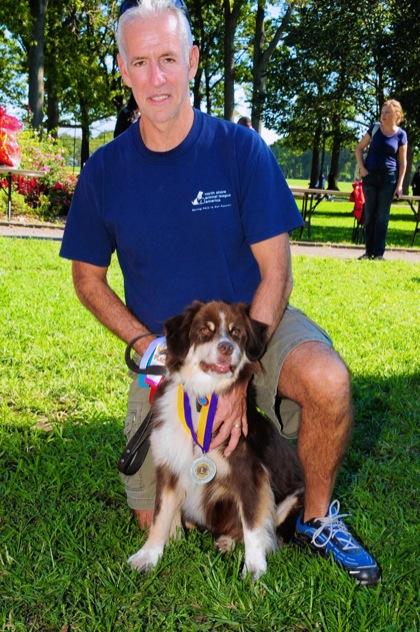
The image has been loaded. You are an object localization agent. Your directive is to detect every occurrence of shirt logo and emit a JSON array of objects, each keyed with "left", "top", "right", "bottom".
[
  {"left": 192, "top": 191, "right": 204, "bottom": 206},
  {"left": 191, "top": 189, "right": 232, "bottom": 211}
]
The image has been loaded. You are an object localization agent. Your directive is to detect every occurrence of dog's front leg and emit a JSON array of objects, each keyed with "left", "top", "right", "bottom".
[
  {"left": 128, "top": 466, "right": 184, "bottom": 573},
  {"left": 239, "top": 473, "right": 277, "bottom": 580}
]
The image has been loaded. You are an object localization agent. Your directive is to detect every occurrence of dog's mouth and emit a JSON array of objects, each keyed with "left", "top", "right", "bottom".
[{"left": 200, "top": 360, "right": 234, "bottom": 375}]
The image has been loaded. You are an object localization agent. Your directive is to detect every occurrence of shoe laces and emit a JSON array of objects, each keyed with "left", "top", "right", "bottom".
[{"left": 310, "top": 500, "right": 360, "bottom": 551}]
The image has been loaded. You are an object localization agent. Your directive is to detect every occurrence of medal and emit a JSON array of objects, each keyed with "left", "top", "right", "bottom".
[
  {"left": 190, "top": 455, "right": 217, "bottom": 484},
  {"left": 177, "top": 385, "right": 218, "bottom": 484}
]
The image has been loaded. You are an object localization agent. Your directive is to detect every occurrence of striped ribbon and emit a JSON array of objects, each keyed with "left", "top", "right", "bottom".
[{"left": 176, "top": 385, "right": 218, "bottom": 453}]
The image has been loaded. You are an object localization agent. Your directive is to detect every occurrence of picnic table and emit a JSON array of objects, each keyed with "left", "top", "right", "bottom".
[
  {"left": 289, "top": 186, "right": 351, "bottom": 239},
  {"left": 0, "top": 165, "right": 45, "bottom": 221},
  {"left": 396, "top": 195, "right": 420, "bottom": 245},
  {"left": 290, "top": 186, "right": 420, "bottom": 245}
]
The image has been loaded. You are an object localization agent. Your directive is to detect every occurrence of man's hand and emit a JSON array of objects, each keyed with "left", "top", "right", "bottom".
[{"left": 210, "top": 381, "right": 249, "bottom": 457}]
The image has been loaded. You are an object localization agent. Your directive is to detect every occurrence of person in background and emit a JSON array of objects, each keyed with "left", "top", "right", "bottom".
[
  {"left": 411, "top": 165, "right": 420, "bottom": 197},
  {"left": 114, "top": 92, "right": 139, "bottom": 138},
  {"left": 237, "top": 115, "right": 253, "bottom": 129},
  {"left": 316, "top": 173, "right": 326, "bottom": 190},
  {"left": 355, "top": 99, "right": 407, "bottom": 260}
]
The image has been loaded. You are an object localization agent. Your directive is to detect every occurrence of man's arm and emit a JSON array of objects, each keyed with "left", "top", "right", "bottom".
[
  {"left": 210, "top": 233, "right": 293, "bottom": 455},
  {"left": 72, "top": 260, "right": 155, "bottom": 356},
  {"left": 248, "top": 232, "right": 293, "bottom": 335}
]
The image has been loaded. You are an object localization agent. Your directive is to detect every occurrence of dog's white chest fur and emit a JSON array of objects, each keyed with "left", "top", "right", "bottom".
[{"left": 151, "top": 382, "right": 229, "bottom": 525}]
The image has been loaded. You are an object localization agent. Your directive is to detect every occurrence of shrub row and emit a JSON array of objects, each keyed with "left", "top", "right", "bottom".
[{"left": 1, "top": 129, "right": 78, "bottom": 221}]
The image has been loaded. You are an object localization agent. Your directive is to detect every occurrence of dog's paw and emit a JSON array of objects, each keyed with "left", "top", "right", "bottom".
[
  {"left": 242, "top": 555, "right": 267, "bottom": 581},
  {"left": 128, "top": 546, "right": 162, "bottom": 572},
  {"left": 215, "top": 535, "right": 236, "bottom": 553}
]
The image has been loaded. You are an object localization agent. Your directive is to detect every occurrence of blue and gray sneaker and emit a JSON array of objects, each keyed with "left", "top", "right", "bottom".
[{"left": 294, "top": 500, "right": 380, "bottom": 586}]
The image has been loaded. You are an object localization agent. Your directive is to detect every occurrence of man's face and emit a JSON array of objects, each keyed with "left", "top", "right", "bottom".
[{"left": 118, "top": 12, "right": 198, "bottom": 129}]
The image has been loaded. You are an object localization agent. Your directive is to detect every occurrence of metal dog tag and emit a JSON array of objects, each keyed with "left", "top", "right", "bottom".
[{"left": 190, "top": 456, "right": 216, "bottom": 485}]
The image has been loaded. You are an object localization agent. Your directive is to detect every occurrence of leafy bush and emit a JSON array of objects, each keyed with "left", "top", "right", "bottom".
[{"left": 1, "top": 128, "right": 78, "bottom": 221}]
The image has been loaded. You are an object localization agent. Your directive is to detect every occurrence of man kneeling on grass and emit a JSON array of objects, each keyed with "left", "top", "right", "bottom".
[{"left": 59, "top": 0, "right": 380, "bottom": 586}]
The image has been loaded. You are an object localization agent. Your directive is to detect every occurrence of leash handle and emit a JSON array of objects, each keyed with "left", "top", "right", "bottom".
[
  {"left": 125, "top": 334, "right": 167, "bottom": 375},
  {"left": 117, "top": 410, "right": 154, "bottom": 475}
]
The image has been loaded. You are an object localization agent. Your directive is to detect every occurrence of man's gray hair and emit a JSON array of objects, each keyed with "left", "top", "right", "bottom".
[{"left": 116, "top": 0, "right": 193, "bottom": 64}]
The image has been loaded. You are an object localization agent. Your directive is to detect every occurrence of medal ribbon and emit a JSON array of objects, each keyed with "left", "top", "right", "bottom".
[{"left": 177, "top": 385, "right": 218, "bottom": 453}]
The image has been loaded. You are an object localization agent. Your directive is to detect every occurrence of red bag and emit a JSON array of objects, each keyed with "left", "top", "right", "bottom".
[
  {"left": 349, "top": 180, "right": 365, "bottom": 224},
  {"left": 0, "top": 106, "right": 23, "bottom": 167}
]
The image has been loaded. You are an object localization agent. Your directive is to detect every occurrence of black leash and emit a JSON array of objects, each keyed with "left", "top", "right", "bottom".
[{"left": 117, "top": 410, "right": 154, "bottom": 475}]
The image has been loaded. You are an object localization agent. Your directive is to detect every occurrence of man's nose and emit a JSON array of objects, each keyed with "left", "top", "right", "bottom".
[{"left": 149, "top": 62, "right": 166, "bottom": 86}]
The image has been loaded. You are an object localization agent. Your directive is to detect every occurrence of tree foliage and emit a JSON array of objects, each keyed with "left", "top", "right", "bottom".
[
  {"left": 263, "top": 0, "right": 419, "bottom": 188},
  {"left": 0, "top": 0, "right": 418, "bottom": 174}
]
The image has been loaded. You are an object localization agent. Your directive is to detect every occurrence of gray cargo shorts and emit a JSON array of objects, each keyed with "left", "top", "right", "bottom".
[{"left": 120, "top": 304, "right": 332, "bottom": 510}]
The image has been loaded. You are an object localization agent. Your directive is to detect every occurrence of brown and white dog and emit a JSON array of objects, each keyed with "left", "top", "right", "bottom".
[{"left": 128, "top": 301, "right": 304, "bottom": 579}]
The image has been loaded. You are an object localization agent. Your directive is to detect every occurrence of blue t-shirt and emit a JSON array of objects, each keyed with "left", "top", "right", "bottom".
[
  {"left": 365, "top": 124, "right": 407, "bottom": 174},
  {"left": 60, "top": 110, "right": 303, "bottom": 333}
]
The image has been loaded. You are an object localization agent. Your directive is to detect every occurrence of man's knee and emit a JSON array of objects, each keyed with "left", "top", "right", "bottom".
[
  {"left": 279, "top": 341, "right": 351, "bottom": 405},
  {"left": 309, "top": 349, "right": 351, "bottom": 403}
]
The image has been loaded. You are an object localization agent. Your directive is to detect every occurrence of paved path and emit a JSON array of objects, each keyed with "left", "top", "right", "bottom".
[
  {"left": 1, "top": 220, "right": 419, "bottom": 262},
  {"left": 290, "top": 241, "right": 420, "bottom": 262}
]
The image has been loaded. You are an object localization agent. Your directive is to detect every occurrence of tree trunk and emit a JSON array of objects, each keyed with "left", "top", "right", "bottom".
[
  {"left": 80, "top": 101, "right": 90, "bottom": 168},
  {"left": 310, "top": 124, "right": 322, "bottom": 188},
  {"left": 193, "top": 66, "right": 202, "bottom": 109},
  {"left": 204, "top": 67, "right": 212, "bottom": 114},
  {"left": 319, "top": 136, "right": 326, "bottom": 182},
  {"left": 251, "top": 2, "right": 265, "bottom": 133},
  {"left": 251, "top": 2, "right": 292, "bottom": 134},
  {"left": 46, "top": 73, "right": 59, "bottom": 136},
  {"left": 28, "top": 0, "right": 48, "bottom": 129},
  {"left": 191, "top": 0, "right": 203, "bottom": 109},
  {"left": 404, "top": 143, "right": 414, "bottom": 194},
  {"left": 223, "top": 0, "right": 242, "bottom": 121},
  {"left": 327, "top": 124, "right": 341, "bottom": 190}
]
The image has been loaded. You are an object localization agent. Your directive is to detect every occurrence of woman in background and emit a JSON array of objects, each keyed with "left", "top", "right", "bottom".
[{"left": 355, "top": 99, "right": 407, "bottom": 260}]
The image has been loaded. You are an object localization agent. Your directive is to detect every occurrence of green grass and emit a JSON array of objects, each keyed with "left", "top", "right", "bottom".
[
  {"left": 286, "top": 179, "right": 353, "bottom": 192},
  {"left": 1, "top": 239, "right": 419, "bottom": 631},
  {"left": 287, "top": 179, "right": 418, "bottom": 249}
]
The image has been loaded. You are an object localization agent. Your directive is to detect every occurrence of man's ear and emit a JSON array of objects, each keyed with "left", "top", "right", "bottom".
[{"left": 188, "top": 45, "right": 199, "bottom": 81}]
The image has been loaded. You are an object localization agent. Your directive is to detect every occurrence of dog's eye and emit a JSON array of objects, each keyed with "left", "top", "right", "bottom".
[
  {"left": 199, "top": 324, "right": 214, "bottom": 337},
  {"left": 229, "top": 325, "right": 242, "bottom": 340}
]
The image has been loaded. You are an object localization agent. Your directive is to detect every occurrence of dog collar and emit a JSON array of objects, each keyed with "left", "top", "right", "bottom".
[{"left": 176, "top": 385, "right": 218, "bottom": 453}]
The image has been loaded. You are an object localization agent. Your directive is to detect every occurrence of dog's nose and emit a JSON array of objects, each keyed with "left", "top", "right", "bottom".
[{"left": 217, "top": 340, "right": 234, "bottom": 356}]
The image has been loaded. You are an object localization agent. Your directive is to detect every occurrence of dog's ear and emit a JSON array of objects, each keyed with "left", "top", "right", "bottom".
[
  {"left": 164, "top": 301, "right": 204, "bottom": 368},
  {"left": 244, "top": 311, "right": 268, "bottom": 362}
]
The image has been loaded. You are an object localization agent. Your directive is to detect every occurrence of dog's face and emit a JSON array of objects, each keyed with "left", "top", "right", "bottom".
[{"left": 164, "top": 301, "right": 268, "bottom": 392}]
